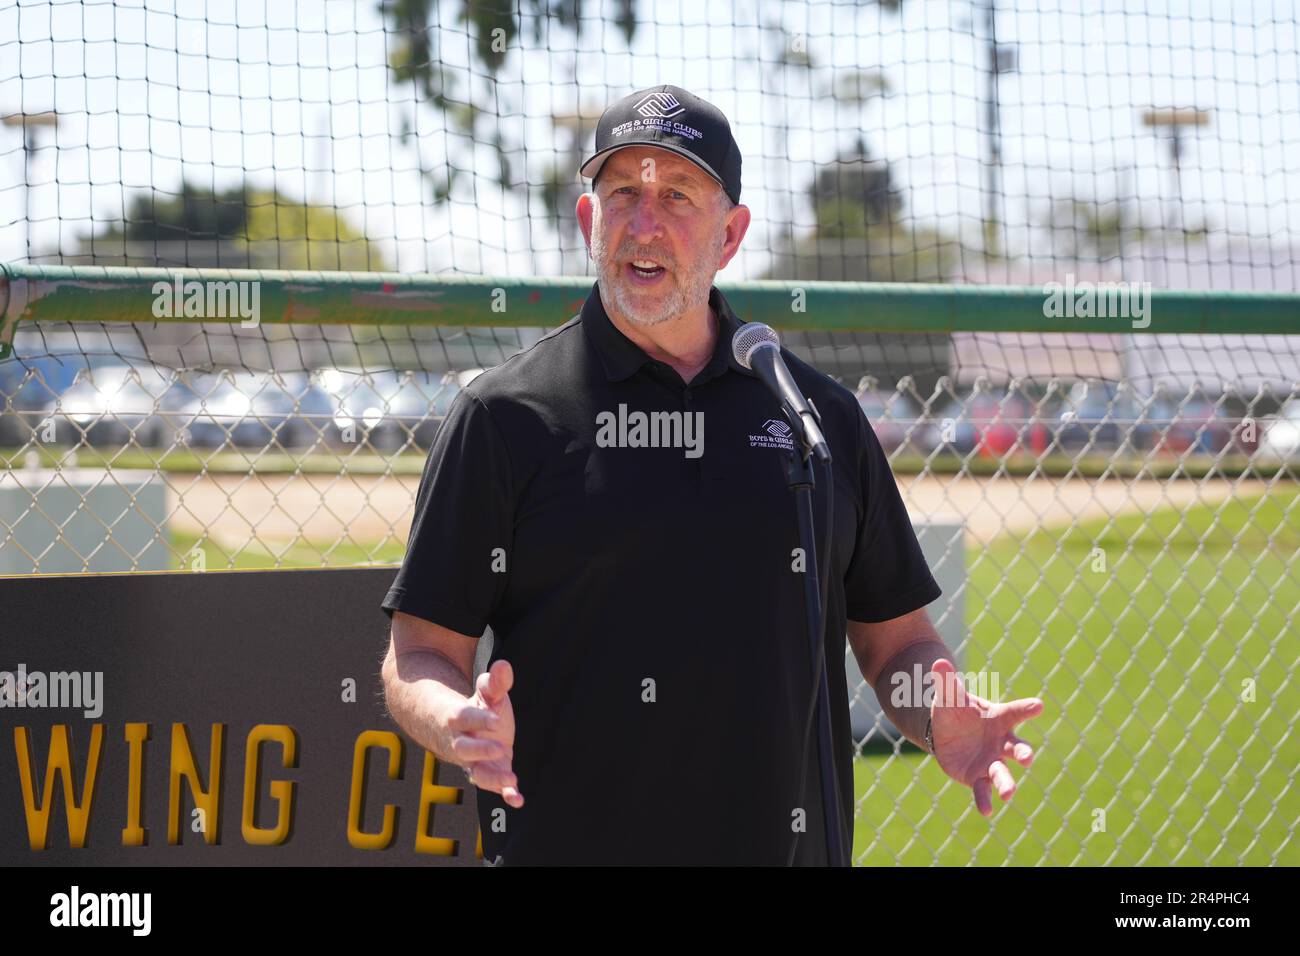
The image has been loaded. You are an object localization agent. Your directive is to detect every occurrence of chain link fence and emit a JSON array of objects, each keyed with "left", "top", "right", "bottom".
[
  {"left": 3, "top": 0, "right": 1298, "bottom": 867},
  {"left": 1, "top": 313, "right": 1295, "bottom": 865}
]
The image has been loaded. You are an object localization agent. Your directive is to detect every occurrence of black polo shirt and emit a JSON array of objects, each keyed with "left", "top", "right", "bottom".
[{"left": 381, "top": 280, "right": 941, "bottom": 865}]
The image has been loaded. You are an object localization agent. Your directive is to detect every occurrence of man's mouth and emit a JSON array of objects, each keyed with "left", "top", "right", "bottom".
[{"left": 626, "top": 259, "right": 667, "bottom": 283}]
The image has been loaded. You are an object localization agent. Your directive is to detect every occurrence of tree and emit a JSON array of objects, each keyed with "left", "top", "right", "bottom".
[
  {"left": 380, "top": 0, "right": 635, "bottom": 209},
  {"left": 1036, "top": 194, "right": 1166, "bottom": 262},
  {"left": 78, "top": 182, "right": 390, "bottom": 271},
  {"left": 764, "top": 137, "right": 961, "bottom": 282},
  {"left": 812, "top": 134, "right": 902, "bottom": 236},
  {"left": 377, "top": 0, "right": 906, "bottom": 260},
  {"left": 760, "top": 137, "right": 961, "bottom": 398}
]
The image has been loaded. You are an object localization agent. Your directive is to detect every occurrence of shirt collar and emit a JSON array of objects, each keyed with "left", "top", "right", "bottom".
[{"left": 581, "top": 279, "right": 755, "bottom": 384}]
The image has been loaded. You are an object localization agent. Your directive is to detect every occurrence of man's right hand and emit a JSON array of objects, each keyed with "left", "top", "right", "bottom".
[{"left": 452, "top": 659, "right": 524, "bottom": 808}]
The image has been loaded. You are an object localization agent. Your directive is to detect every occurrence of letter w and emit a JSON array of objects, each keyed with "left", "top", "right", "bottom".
[{"left": 13, "top": 724, "right": 103, "bottom": 849}]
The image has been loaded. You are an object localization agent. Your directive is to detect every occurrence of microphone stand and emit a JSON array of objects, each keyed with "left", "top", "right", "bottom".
[{"left": 782, "top": 397, "right": 848, "bottom": 867}]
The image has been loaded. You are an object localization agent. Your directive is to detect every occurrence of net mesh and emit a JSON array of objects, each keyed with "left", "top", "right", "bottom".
[
  {"left": 2, "top": 0, "right": 1296, "bottom": 280},
  {"left": 1, "top": 0, "right": 1297, "bottom": 867}
]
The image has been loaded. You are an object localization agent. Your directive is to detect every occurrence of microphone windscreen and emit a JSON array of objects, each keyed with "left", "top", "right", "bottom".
[{"left": 732, "top": 322, "right": 780, "bottom": 370}]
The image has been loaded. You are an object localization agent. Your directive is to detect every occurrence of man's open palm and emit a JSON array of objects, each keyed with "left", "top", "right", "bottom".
[{"left": 928, "top": 657, "right": 1043, "bottom": 816}]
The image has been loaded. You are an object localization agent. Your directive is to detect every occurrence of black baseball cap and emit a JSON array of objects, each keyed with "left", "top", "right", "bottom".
[{"left": 579, "top": 85, "right": 742, "bottom": 205}]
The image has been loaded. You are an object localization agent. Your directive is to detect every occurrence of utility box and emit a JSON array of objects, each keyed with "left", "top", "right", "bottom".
[
  {"left": 0, "top": 467, "right": 171, "bottom": 574},
  {"left": 845, "top": 516, "right": 966, "bottom": 744}
]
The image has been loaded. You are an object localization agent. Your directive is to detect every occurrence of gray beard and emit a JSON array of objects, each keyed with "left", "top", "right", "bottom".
[{"left": 593, "top": 233, "right": 723, "bottom": 328}]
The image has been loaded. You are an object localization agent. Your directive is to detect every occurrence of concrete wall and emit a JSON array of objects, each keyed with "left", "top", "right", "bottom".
[{"left": 0, "top": 468, "right": 170, "bottom": 574}]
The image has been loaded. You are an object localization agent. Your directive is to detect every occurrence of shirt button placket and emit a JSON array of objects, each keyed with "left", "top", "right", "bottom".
[{"left": 683, "top": 387, "right": 701, "bottom": 483}]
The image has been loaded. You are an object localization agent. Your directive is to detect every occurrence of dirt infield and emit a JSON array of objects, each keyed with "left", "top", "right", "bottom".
[
  {"left": 896, "top": 474, "right": 1273, "bottom": 544},
  {"left": 163, "top": 470, "right": 1275, "bottom": 551}
]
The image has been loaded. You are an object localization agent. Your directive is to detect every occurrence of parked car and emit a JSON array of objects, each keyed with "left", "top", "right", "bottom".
[
  {"left": 1056, "top": 381, "right": 1150, "bottom": 453},
  {"left": 854, "top": 384, "right": 928, "bottom": 454},
  {"left": 1142, "top": 396, "right": 1235, "bottom": 455},
  {"left": 0, "top": 354, "right": 98, "bottom": 446},
  {"left": 41, "top": 364, "right": 177, "bottom": 448},
  {"left": 1258, "top": 399, "right": 1300, "bottom": 460},
  {"left": 178, "top": 371, "right": 334, "bottom": 449},
  {"left": 928, "top": 389, "right": 1052, "bottom": 457},
  {"left": 324, "top": 369, "right": 438, "bottom": 451},
  {"left": 319, "top": 367, "right": 481, "bottom": 451}
]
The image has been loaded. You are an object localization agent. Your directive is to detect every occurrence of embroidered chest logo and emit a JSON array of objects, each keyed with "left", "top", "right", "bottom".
[{"left": 749, "top": 418, "right": 795, "bottom": 450}]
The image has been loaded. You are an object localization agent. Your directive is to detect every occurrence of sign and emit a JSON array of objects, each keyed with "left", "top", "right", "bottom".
[{"left": 0, "top": 568, "right": 483, "bottom": 865}]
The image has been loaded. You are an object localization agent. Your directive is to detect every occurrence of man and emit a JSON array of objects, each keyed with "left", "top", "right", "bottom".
[{"left": 380, "top": 84, "right": 1043, "bottom": 865}]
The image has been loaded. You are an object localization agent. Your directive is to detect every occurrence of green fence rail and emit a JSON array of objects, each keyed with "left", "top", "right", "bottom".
[{"left": 3, "top": 263, "right": 1298, "bottom": 360}]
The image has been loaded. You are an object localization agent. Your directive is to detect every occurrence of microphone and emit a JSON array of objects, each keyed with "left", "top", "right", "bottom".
[{"left": 732, "top": 322, "right": 831, "bottom": 464}]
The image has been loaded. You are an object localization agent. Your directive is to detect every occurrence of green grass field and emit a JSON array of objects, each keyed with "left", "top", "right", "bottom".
[
  {"left": 170, "top": 529, "right": 405, "bottom": 569},
  {"left": 852, "top": 486, "right": 1299, "bottom": 865},
  {"left": 6, "top": 444, "right": 1295, "bottom": 480},
  {"left": 167, "top": 485, "right": 1299, "bottom": 866}
]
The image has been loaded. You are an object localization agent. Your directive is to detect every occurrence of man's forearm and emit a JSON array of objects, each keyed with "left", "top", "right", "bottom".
[
  {"left": 870, "top": 639, "right": 953, "bottom": 751},
  {"left": 381, "top": 647, "right": 476, "bottom": 767}
]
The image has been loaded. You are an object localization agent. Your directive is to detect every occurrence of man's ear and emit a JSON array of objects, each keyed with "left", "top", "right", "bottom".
[
  {"left": 717, "top": 204, "right": 751, "bottom": 271},
  {"left": 576, "top": 193, "right": 594, "bottom": 255}
]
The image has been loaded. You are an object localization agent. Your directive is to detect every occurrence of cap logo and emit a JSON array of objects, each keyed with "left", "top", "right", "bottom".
[{"left": 634, "top": 91, "right": 686, "bottom": 119}]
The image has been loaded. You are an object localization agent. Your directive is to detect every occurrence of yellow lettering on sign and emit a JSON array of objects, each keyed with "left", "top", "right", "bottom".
[
  {"left": 13, "top": 724, "right": 103, "bottom": 850},
  {"left": 348, "top": 730, "right": 401, "bottom": 849},
  {"left": 168, "top": 723, "right": 224, "bottom": 845},
  {"left": 241, "top": 724, "right": 297, "bottom": 846},
  {"left": 414, "top": 751, "right": 459, "bottom": 856},
  {"left": 122, "top": 722, "right": 149, "bottom": 846}
]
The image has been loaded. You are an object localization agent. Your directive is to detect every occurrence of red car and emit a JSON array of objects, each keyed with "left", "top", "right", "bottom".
[{"left": 930, "top": 391, "right": 1051, "bottom": 457}]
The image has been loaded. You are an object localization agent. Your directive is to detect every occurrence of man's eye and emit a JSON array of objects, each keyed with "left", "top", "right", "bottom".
[{"left": 670, "top": 191, "right": 688, "bottom": 200}]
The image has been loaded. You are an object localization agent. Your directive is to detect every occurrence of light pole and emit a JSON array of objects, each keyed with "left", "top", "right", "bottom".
[
  {"left": 973, "top": 0, "right": 1017, "bottom": 266},
  {"left": 1141, "top": 107, "right": 1211, "bottom": 239},
  {"left": 1131, "top": 107, "right": 1210, "bottom": 394},
  {"left": 2, "top": 111, "right": 60, "bottom": 264}
]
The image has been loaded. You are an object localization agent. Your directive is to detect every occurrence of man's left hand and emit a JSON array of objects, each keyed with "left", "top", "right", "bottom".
[{"left": 927, "top": 657, "right": 1044, "bottom": 816}]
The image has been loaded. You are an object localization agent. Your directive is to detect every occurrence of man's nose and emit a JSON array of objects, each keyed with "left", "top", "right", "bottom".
[{"left": 626, "top": 192, "right": 666, "bottom": 244}]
